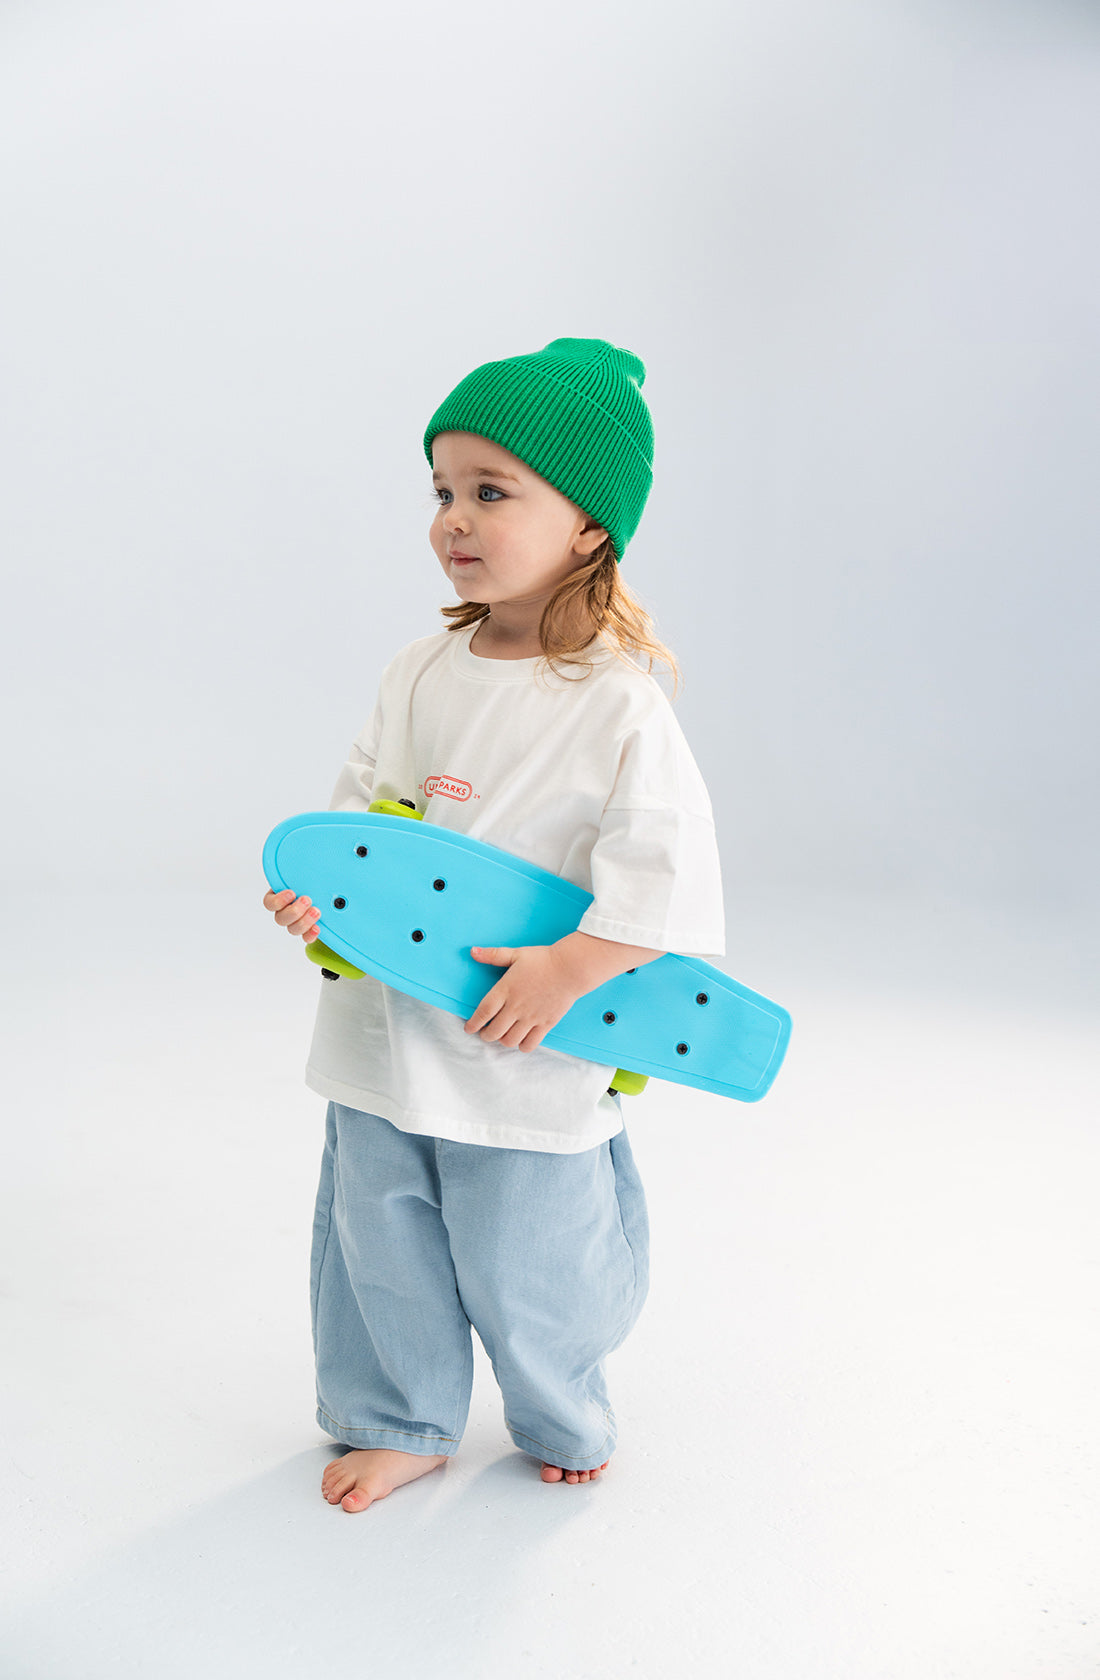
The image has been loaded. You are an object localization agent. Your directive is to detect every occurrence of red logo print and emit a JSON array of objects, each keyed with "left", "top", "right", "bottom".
[{"left": 424, "top": 775, "right": 473, "bottom": 803}]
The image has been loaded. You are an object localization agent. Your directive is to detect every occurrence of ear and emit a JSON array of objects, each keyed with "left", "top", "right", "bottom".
[{"left": 575, "top": 519, "right": 609, "bottom": 557}]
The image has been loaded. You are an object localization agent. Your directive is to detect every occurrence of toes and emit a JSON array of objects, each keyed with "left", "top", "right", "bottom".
[
  {"left": 542, "top": 1460, "right": 608, "bottom": 1483},
  {"left": 341, "top": 1488, "right": 370, "bottom": 1511},
  {"left": 323, "top": 1464, "right": 357, "bottom": 1503}
]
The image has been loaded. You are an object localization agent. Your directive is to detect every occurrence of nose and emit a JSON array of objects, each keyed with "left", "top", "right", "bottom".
[{"left": 442, "top": 498, "right": 469, "bottom": 533}]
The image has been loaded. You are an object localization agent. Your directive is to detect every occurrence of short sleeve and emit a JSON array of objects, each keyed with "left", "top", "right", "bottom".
[
  {"left": 576, "top": 710, "right": 726, "bottom": 958},
  {"left": 327, "top": 703, "right": 381, "bottom": 813}
]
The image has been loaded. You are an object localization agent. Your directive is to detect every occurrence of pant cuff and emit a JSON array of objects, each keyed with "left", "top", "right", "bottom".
[
  {"left": 506, "top": 1416, "right": 616, "bottom": 1471},
  {"left": 318, "top": 1406, "right": 461, "bottom": 1456}
]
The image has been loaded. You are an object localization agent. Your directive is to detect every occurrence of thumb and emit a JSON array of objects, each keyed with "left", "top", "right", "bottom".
[{"left": 470, "top": 946, "right": 515, "bottom": 966}]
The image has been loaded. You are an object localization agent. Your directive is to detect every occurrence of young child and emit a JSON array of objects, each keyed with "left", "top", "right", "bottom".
[{"left": 264, "top": 337, "right": 726, "bottom": 1512}]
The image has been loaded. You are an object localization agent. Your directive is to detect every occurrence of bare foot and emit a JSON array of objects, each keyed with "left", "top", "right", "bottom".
[
  {"left": 540, "top": 1459, "right": 609, "bottom": 1485},
  {"left": 322, "top": 1448, "right": 448, "bottom": 1512}
]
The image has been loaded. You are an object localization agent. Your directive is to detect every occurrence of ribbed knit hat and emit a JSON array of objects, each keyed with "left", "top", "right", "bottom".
[{"left": 422, "top": 337, "right": 654, "bottom": 562}]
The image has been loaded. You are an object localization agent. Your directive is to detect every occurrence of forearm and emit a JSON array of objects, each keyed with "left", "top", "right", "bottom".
[{"left": 549, "top": 930, "right": 665, "bottom": 996}]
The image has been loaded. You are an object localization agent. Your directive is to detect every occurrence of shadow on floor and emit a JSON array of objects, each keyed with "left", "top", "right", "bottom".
[{"left": 0, "top": 1441, "right": 601, "bottom": 1680}]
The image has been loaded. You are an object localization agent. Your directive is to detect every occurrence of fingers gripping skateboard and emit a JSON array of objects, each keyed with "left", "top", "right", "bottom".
[{"left": 299, "top": 798, "right": 647, "bottom": 1096}]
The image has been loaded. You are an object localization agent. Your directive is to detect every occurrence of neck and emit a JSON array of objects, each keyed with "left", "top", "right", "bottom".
[{"left": 470, "top": 610, "right": 543, "bottom": 660}]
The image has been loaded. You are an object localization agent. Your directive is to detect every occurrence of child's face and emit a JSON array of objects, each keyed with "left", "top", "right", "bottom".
[{"left": 429, "top": 431, "right": 607, "bottom": 614}]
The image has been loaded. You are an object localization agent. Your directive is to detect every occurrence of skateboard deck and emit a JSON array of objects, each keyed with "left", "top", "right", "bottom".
[{"left": 263, "top": 809, "right": 791, "bottom": 1103}]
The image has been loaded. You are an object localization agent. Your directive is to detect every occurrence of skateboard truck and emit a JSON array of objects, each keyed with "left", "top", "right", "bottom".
[{"left": 304, "top": 798, "right": 649, "bottom": 1098}]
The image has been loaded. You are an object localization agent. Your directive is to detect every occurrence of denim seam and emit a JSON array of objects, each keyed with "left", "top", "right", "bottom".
[
  {"left": 318, "top": 1406, "right": 459, "bottom": 1446},
  {"left": 434, "top": 1136, "right": 477, "bottom": 1442},
  {"left": 609, "top": 1136, "right": 640, "bottom": 1343},
  {"left": 310, "top": 1154, "right": 337, "bottom": 1359}
]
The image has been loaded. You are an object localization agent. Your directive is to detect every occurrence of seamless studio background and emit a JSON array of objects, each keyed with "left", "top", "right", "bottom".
[{"left": 1, "top": 2, "right": 1097, "bottom": 1678}]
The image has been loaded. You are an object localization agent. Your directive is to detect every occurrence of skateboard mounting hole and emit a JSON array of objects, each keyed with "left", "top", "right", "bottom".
[
  {"left": 411, "top": 929, "right": 425, "bottom": 943},
  {"left": 676, "top": 1042, "right": 690, "bottom": 1055},
  {"left": 433, "top": 878, "right": 446, "bottom": 891},
  {"left": 333, "top": 897, "right": 347, "bottom": 910},
  {"left": 603, "top": 1011, "right": 617, "bottom": 1024},
  {"left": 696, "top": 992, "right": 709, "bottom": 1006},
  {"left": 355, "top": 845, "right": 369, "bottom": 858}
]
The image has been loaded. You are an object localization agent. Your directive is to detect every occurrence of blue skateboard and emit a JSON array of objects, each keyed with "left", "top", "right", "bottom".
[{"left": 263, "top": 803, "right": 791, "bottom": 1104}]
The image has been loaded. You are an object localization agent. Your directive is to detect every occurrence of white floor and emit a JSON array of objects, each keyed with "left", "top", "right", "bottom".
[{"left": 1, "top": 889, "right": 1097, "bottom": 1679}]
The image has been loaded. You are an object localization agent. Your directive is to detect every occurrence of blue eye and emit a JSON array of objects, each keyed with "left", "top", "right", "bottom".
[{"left": 431, "top": 484, "right": 504, "bottom": 505}]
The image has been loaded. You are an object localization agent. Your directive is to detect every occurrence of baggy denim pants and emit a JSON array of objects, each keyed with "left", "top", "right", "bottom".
[{"left": 310, "top": 1101, "right": 650, "bottom": 1472}]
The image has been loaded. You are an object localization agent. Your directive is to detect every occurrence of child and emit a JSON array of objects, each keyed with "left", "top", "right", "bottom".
[{"left": 264, "top": 337, "right": 726, "bottom": 1511}]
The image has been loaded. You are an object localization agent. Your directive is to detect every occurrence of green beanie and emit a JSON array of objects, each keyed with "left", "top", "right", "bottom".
[{"left": 422, "top": 337, "right": 654, "bottom": 563}]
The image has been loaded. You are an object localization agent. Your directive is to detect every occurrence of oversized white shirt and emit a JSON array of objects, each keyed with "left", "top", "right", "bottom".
[{"left": 304, "top": 624, "right": 726, "bottom": 1152}]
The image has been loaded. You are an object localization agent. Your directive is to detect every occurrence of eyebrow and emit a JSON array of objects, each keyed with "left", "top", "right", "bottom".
[{"left": 431, "top": 465, "right": 521, "bottom": 483}]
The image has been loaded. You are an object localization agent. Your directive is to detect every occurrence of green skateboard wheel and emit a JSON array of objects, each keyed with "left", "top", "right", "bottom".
[{"left": 305, "top": 938, "right": 366, "bottom": 981}]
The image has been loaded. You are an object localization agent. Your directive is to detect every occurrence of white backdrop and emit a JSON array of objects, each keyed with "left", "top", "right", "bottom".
[
  {"left": 2, "top": 0, "right": 1096, "bottom": 922},
  {"left": 3, "top": 6, "right": 1099, "bottom": 1677}
]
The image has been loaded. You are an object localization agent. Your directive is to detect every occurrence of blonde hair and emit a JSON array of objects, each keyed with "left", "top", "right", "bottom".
[{"left": 441, "top": 536, "right": 681, "bottom": 693}]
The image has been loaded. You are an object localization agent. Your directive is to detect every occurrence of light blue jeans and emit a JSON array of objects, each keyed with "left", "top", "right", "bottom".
[{"left": 310, "top": 1101, "right": 650, "bottom": 1472}]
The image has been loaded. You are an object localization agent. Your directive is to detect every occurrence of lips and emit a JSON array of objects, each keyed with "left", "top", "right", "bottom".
[{"left": 450, "top": 551, "right": 479, "bottom": 561}]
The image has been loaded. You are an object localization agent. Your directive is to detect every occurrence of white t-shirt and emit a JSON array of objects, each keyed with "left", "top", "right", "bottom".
[{"left": 304, "top": 624, "right": 726, "bottom": 1152}]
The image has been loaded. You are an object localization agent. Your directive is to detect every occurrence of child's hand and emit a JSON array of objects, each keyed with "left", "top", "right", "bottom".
[
  {"left": 467, "top": 931, "right": 663, "bottom": 1053},
  {"left": 465, "top": 944, "right": 582, "bottom": 1053},
  {"left": 263, "top": 887, "right": 323, "bottom": 944}
]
